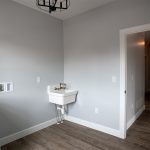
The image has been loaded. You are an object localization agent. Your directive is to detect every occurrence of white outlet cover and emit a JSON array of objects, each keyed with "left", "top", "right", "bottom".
[
  {"left": 94, "top": 107, "right": 99, "bottom": 114},
  {"left": 77, "top": 99, "right": 83, "bottom": 107},
  {"left": 6, "top": 82, "right": 13, "bottom": 92},
  {"left": 131, "top": 74, "right": 134, "bottom": 81}
]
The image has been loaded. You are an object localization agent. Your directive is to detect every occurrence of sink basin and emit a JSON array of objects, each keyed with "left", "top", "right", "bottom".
[{"left": 48, "top": 88, "right": 78, "bottom": 105}]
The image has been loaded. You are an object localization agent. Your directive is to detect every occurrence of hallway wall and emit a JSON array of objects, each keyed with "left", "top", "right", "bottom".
[
  {"left": 145, "top": 31, "right": 150, "bottom": 93},
  {"left": 127, "top": 32, "right": 145, "bottom": 123}
]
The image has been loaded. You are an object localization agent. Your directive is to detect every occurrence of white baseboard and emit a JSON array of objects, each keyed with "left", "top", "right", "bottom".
[
  {"left": 1, "top": 105, "right": 144, "bottom": 148},
  {"left": 65, "top": 115, "right": 121, "bottom": 138},
  {"left": 0, "top": 118, "right": 57, "bottom": 147},
  {"left": 127, "top": 105, "right": 145, "bottom": 129}
]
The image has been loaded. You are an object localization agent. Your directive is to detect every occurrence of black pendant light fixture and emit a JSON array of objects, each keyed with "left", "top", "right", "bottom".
[{"left": 36, "top": 0, "right": 70, "bottom": 13}]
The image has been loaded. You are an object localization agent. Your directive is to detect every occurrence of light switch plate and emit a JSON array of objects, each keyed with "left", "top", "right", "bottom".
[{"left": 36, "top": 76, "right": 41, "bottom": 83}]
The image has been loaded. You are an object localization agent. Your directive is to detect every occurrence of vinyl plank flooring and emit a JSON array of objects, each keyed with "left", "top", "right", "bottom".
[{"left": 2, "top": 100, "right": 150, "bottom": 150}]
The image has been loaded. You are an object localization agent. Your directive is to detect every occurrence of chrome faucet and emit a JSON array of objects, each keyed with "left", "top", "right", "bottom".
[{"left": 60, "top": 83, "right": 67, "bottom": 90}]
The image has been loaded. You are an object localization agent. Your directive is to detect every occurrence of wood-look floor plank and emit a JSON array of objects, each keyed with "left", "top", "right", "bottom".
[{"left": 2, "top": 98, "right": 150, "bottom": 150}]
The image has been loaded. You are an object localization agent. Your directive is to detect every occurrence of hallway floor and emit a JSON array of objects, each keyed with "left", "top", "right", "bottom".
[
  {"left": 2, "top": 101, "right": 150, "bottom": 150},
  {"left": 145, "top": 94, "right": 150, "bottom": 110}
]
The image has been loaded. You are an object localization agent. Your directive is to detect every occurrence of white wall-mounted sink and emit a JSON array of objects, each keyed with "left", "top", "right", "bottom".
[
  {"left": 47, "top": 84, "right": 78, "bottom": 124},
  {"left": 48, "top": 86, "right": 78, "bottom": 105}
]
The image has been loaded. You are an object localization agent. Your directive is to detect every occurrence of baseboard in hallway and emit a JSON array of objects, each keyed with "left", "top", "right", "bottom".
[{"left": 127, "top": 105, "right": 145, "bottom": 129}]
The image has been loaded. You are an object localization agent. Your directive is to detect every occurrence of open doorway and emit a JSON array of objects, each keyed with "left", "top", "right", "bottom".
[
  {"left": 120, "top": 24, "right": 150, "bottom": 139},
  {"left": 145, "top": 31, "right": 150, "bottom": 110},
  {"left": 126, "top": 31, "right": 146, "bottom": 130}
]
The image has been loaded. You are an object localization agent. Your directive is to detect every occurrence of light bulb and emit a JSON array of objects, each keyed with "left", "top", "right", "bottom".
[{"left": 137, "top": 41, "right": 145, "bottom": 46}]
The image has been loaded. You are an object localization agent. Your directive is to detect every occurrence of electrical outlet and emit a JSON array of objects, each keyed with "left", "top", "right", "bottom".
[
  {"left": 77, "top": 99, "right": 83, "bottom": 107},
  {"left": 0, "top": 82, "right": 13, "bottom": 92},
  {"left": 131, "top": 74, "right": 134, "bottom": 81},
  {"left": 94, "top": 107, "right": 99, "bottom": 114},
  {"left": 0, "top": 83, "right": 4, "bottom": 92}
]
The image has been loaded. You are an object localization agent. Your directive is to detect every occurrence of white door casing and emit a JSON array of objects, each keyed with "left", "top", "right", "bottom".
[{"left": 120, "top": 23, "right": 150, "bottom": 139}]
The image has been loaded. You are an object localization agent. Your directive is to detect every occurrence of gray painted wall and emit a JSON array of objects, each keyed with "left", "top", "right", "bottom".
[
  {"left": 0, "top": 0, "right": 63, "bottom": 138},
  {"left": 63, "top": 0, "right": 150, "bottom": 130},
  {"left": 1, "top": 0, "right": 150, "bottom": 139},
  {"left": 127, "top": 33, "right": 145, "bottom": 123}
]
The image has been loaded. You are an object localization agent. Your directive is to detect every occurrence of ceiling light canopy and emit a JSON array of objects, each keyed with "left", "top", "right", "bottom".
[{"left": 36, "top": 0, "right": 70, "bottom": 13}]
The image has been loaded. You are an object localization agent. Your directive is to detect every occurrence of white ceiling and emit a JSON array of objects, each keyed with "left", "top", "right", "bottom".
[{"left": 12, "top": 0, "right": 117, "bottom": 20}]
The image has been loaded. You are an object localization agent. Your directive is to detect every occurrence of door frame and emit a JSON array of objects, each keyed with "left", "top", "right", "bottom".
[{"left": 120, "top": 23, "right": 150, "bottom": 139}]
